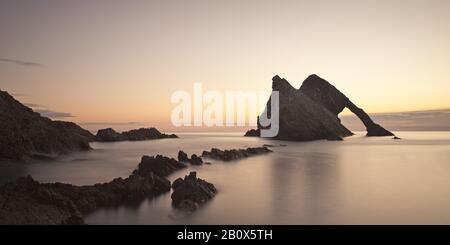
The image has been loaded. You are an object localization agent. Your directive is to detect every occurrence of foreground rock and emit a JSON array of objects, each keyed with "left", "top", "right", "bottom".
[
  {"left": 245, "top": 75, "right": 394, "bottom": 140},
  {"left": 0, "top": 176, "right": 84, "bottom": 225},
  {"left": 95, "top": 127, "right": 177, "bottom": 142},
  {"left": 0, "top": 172, "right": 170, "bottom": 225},
  {"left": 171, "top": 172, "right": 217, "bottom": 212},
  {"left": 202, "top": 146, "right": 272, "bottom": 161},
  {"left": 0, "top": 90, "right": 94, "bottom": 160},
  {"left": 0, "top": 154, "right": 188, "bottom": 225}
]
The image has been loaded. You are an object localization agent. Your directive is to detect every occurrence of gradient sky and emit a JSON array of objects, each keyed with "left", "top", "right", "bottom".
[{"left": 1, "top": 0, "right": 449, "bottom": 131}]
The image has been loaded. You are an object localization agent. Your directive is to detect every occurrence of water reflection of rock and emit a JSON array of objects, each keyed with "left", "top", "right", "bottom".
[{"left": 268, "top": 143, "right": 341, "bottom": 224}]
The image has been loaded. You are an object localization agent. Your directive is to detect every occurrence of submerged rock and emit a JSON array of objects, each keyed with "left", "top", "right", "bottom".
[
  {"left": 245, "top": 74, "right": 395, "bottom": 140},
  {"left": 202, "top": 146, "right": 272, "bottom": 161},
  {"left": 0, "top": 90, "right": 94, "bottom": 160},
  {"left": 171, "top": 172, "right": 217, "bottom": 212},
  {"left": 95, "top": 127, "right": 177, "bottom": 142}
]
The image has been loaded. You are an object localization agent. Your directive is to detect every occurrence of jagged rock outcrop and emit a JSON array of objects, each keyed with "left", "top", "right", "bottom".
[
  {"left": 171, "top": 172, "right": 217, "bottom": 212},
  {"left": 95, "top": 128, "right": 125, "bottom": 142},
  {"left": 0, "top": 172, "right": 170, "bottom": 225},
  {"left": 48, "top": 172, "right": 170, "bottom": 214},
  {"left": 178, "top": 150, "right": 189, "bottom": 162},
  {"left": 0, "top": 154, "right": 185, "bottom": 225},
  {"left": 177, "top": 151, "right": 204, "bottom": 165},
  {"left": 202, "top": 146, "right": 272, "bottom": 161},
  {"left": 190, "top": 154, "right": 203, "bottom": 165},
  {"left": 95, "top": 127, "right": 177, "bottom": 142},
  {"left": 245, "top": 75, "right": 394, "bottom": 140},
  {"left": 0, "top": 90, "right": 94, "bottom": 160},
  {"left": 133, "top": 155, "right": 186, "bottom": 178}
]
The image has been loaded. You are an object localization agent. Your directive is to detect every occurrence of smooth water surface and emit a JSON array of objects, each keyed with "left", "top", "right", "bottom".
[{"left": 1, "top": 132, "right": 449, "bottom": 224}]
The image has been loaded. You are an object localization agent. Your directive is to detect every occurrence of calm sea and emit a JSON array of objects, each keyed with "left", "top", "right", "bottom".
[{"left": 1, "top": 132, "right": 449, "bottom": 224}]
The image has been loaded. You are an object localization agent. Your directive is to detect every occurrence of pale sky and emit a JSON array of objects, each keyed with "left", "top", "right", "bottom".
[{"left": 1, "top": 0, "right": 449, "bottom": 131}]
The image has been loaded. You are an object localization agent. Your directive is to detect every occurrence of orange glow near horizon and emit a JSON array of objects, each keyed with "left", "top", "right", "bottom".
[{"left": 1, "top": 0, "right": 449, "bottom": 130}]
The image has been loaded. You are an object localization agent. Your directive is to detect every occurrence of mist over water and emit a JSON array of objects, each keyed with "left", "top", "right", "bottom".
[{"left": 1, "top": 132, "right": 449, "bottom": 224}]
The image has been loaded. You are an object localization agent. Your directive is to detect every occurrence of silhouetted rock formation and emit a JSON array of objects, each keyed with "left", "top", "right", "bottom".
[
  {"left": 95, "top": 127, "right": 177, "bottom": 142},
  {"left": 177, "top": 151, "right": 204, "bottom": 165},
  {"left": 178, "top": 150, "right": 189, "bottom": 162},
  {"left": 122, "top": 128, "right": 178, "bottom": 141},
  {"left": 0, "top": 90, "right": 94, "bottom": 160},
  {"left": 95, "top": 128, "right": 125, "bottom": 142},
  {"left": 0, "top": 154, "right": 188, "bottom": 224},
  {"left": 299, "top": 74, "right": 394, "bottom": 137},
  {"left": 245, "top": 75, "right": 394, "bottom": 140},
  {"left": 202, "top": 146, "right": 272, "bottom": 161},
  {"left": 0, "top": 171, "right": 170, "bottom": 225},
  {"left": 133, "top": 155, "right": 186, "bottom": 178},
  {"left": 171, "top": 172, "right": 217, "bottom": 212},
  {"left": 190, "top": 154, "right": 203, "bottom": 165}
]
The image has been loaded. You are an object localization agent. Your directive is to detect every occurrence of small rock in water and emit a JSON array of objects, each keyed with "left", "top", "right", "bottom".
[
  {"left": 190, "top": 154, "right": 203, "bottom": 165},
  {"left": 178, "top": 150, "right": 189, "bottom": 162},
  {"left": 171, "top": 172, "right": 217, "bottom": 212}
]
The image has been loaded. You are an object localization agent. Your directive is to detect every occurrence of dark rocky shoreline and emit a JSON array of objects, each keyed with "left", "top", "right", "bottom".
[
  {"left": 0, "top": 155, "right": 178, "bottom": 224},
  {"left": 0, "top": 145, "right": 272, "bottom": 224},
  {"left": 0, "top": 90, "right": 177, "bottom": 161},
  {"left": 0, "top": 90, "right": 94, "bottom": 160}
]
